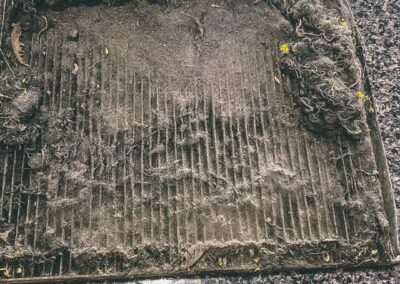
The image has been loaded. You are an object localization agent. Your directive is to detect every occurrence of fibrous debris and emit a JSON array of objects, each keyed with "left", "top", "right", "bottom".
[
  {"left": 270, "top": 0, "right": 367, "bottom": 139},
  {"left": 0, "top": 89, "right": 41, "bottom": 144},
  {"left": 37, "top": 16, "right": 48, "bottom": 41}
]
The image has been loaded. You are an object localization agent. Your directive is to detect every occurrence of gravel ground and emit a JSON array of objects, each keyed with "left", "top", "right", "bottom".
[{"left": 350, "top": 0, "right": 400, "bottom": 208}]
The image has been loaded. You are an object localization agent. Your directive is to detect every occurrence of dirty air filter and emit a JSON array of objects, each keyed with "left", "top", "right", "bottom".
[{"left": 0, "top": 0, "right": 398, "bottom": 281}]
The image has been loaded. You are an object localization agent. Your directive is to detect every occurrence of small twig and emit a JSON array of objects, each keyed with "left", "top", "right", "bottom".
[
  {"left": 0, "top": 93, "right": 12, "bottom": 100},
  {"left": 0, "top": 47, "right": 15, "bottom": 76},
  {"left": 296, "top": 19, "right": 304, "bottom": 37},
  {"left": 187, "top": 249, "right": 205, "bottom": 269},
  {"left": 88, "top": 60, "right": 100, "bottom": 70},
  {"left": 37, "top": 16, "right": 48, "bottom": 42},
  {"left": 15, "top": 82, "right": 26, "bottom": 92},
  {"left": 360, "top": 169, "right": 379, "bottom": 176}
]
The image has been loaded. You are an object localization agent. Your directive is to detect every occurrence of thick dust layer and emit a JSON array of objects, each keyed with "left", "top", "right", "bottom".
[{"left": 0, "top": 0, "right": 398, "bottom": 281}]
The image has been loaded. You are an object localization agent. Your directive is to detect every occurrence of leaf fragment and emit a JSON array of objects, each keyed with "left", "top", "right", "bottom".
[
  {"left": 323, "top": 252, "right": 331, "bottom": 262},
  {"left": 354, "top": 91, "right": 365, "bottom": 99},
  {"left": 279, "top": 43, "right": 289, "bottom": 54}
]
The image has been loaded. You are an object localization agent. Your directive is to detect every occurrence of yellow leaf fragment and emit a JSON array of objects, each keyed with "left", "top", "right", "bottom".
[
  {"left": 3, "top": 268, "right": 10, "bottom": 278},
  {"left": 354, "top": 91, "right": 365, "bottom": 99},
  {"left": 104, "top": 47, "right": 109, "bottom": 56},
  {"left": 0, "top": 267, "right": 11, "bottom": 278},
  {"left": 323, "top": 252, "right": 331, "bottom": 262},
  {"left": 279, "top": 43, "right": 289, "bottom": 54},
  {"left": 336, "top": 17, "right": 348, "bottom": 27},
  {"left": 217, "top": 257, "right": 227, "bottom": 267}
]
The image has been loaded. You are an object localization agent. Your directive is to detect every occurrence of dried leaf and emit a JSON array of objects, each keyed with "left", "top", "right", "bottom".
[
  {"left": 0, "top": 230, "right": 10, "bottom": 242},
  {"left": 0, "top": 267, "right": 11, "bottom": 278},
  {"left": 11, "top": 23, "right": 29, "bottom": 67},
  {"left": 182, "top": 245, "right": 205, "bottom": 269},
  {"left": 16, "top": 266, "right": 22, "bottom": 274}
]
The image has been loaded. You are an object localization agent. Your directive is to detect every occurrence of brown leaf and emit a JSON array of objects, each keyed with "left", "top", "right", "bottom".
[{"left": 11, "top": 23, "right": 29, "bottom": 66}]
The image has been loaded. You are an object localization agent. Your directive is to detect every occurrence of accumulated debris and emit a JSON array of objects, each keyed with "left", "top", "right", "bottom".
[
  {"left": 271, "top": 0, "right": 367, "bottom": 139},
  {"left": 0, "top": 89, "right": 41, "bottom": 144}
]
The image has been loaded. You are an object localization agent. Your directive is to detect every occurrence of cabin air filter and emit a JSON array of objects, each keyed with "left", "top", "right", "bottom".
[{"left": 0, "top": 0, "right": 398, "bottom": 282}]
